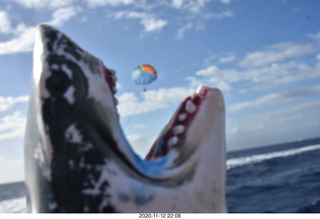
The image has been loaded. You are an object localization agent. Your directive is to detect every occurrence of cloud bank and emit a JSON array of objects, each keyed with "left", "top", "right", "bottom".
[{"left": 0, "top": 111, "right": 26, "bottom": 141}]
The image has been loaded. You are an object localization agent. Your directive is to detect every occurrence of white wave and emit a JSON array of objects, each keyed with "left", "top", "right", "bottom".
[
  {"left": 0, "top": 197, "right": 26, "bottom": 213},
  {"left": 227, "top": 144, "right": 320, "bottom": 169}
]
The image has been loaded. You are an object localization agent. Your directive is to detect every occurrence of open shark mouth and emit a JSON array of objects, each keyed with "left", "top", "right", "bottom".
[
  {"left": 104, "top": 63, "right": 211, "bottom": 162},
  {"left": 24, "top": 24, "right": 227, "bottom": 213}
]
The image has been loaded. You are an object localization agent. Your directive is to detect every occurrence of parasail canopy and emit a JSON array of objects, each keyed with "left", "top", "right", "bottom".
[{"left": 132, "top": 64, "right": 157, "bottom": 85}]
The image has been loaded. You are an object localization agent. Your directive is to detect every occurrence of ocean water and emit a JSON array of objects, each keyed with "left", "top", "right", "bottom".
[{"left": 1, "top": 137, "right": 320, "bottom": 213}]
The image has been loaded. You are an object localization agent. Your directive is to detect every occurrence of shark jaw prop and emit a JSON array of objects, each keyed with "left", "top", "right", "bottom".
[{"left": 24, "top": 24, "right": 227, "bottom": 213}]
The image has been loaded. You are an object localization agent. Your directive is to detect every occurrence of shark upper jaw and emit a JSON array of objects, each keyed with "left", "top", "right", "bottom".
[{"left": 29, "top": 24, "right": 226, "bottom": 212}]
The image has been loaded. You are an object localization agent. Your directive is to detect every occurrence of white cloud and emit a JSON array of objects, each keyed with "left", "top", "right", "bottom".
[
  {"left": 240, "top": 42, "right": 314, "bottom": 68},
  {"left": 116, "top": 82, "right": 123, "bottom": 90},
  {"left": 186, "top": 0, "right": 211, "bottom": 13},
  {"left": 141, "top": 18, "right": 168, "bottom": 32},
  {"left": 190, "top": 65, "right": 239, "bottom": 91},
  {"left": 121, "top": 11, "right": 144, "bottom": 19},
  {"left": 176, "top": 22, "right": 193, "bottom": 39},
  {"left": 219, "top": 54, "right": 236, "bottom": 63},
  {"left": 185, "top": 76, "right": 203, "bottom": 88},
  {"left": 0, "top": 157, "right": 24, "bottom": 184},
  {"left": 172, "top": 0, "right": 184, "bottom": 9},
  {"left": 192, "top": 51, "right": 320, "bottom": 92},
  {"left": 0, "top": 10, "right": 37, "bottom": 55},
  {"left": 196, "top": 65, "right": 219, "bottom": 76},
  {"left": 13, "top": 0, "right": 75, "bottom": 10},
  {"left": 216, "top": 81, "right": 232, "bottom": 91},
  {"left": 0, "top": 111, "right": 26, "bottom": 141},
  {"left": 13, "top": 0, "right": 45, "bottom": 8},
  {"left": 113, "top": 11, "right": 168, "bottom": 33},
  {"left": 220, "top": 0, "right": 232, "bottom": 4},
  {"left": 202, "top": 53, "right": 236, "bottom": 66},
  {"left": 0, "top": 26, "right": 36, "bottom": 55},
  {"left": 50, "top": 0, "right": 76, "bottom": 9},
  {"left": 144, "top": 87, "right": 195, "bottom": 102},
  {"left": 186, "top": 75, "right": 232, "bottom": 91},
  {"left": 0, "top": 96, "right": 29, "bottom": 112},
  {"left": 248, "top": 61, "right": 320, "bottom": 89},
  {"left": 49, "top": 6, "right": 82, "bottom": 26},
  {"left": 169, "top": 0, "right": 233, "bottom": 40},
  {"left": 307, "top": 31, "right": 320, "bottom": 41},
  {"left": 175, "top": 10, "right": 233, "bottom": 39},
  {"left": 0, "top": 11, "right": 11, "bottom": 34},
  {"left": 245, "top": 61, "right": 309, "bottom": 84},
  {"left": 118, "top": 87, "right": 195, "bottom": 117},
  {"left": 227, "top": 99, "right": 320, "bottom": 149},
  {"left": 168, "top": 0, "right": 211, "bottom": 13},
  {"left": 205, "top": 10, "right": 234, "bottom": 19},
  {"left": 229, "top": 86, "right": 320, "bottom": 114},
  {"left": 118, "top": 92, "right": 166, "bottom": 117},
  {"left": 127, "top": 133, "right": 158, "bottom": 158},
  {"left": 85, "top": 0, "right": 134, "bottom": 7},
  {"left": 113, "top": 11, "right": 126, "bottom": 19},
  {"left": 203, "top": 54, "right": 216, "bottom": 65},
  {"left": 190, "top": 65, "right": 235, "bottom": 90},
  {"left": 171, "top": 1, "right": 233, "bottom": 38},
  {"left": 133, "top": 124, "right": 146, "bottom": 128},
  {"left": 0, "top": 3, "right": 81, "bottom": 56}
]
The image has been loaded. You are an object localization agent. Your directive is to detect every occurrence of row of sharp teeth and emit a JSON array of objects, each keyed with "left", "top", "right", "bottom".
[{"left": 165, "top": 93, "right": 204, "bottom": 148}]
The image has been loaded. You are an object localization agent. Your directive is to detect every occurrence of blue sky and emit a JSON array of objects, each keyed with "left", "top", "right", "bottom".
[{"left": 0, "top": 0, "right": 320, "bottom": 184}]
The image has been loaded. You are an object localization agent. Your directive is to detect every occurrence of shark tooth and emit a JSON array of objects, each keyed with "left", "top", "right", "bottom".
[
  {"left": 185, "top": 100, "right": 196, "bottom": 114},
  {"left": 172, "top": 125, "right": 184, "bottom": 135},
  {"left": 167, "top": 136, "right": 179, "bottom": 148},
  {"left": 178, "top": 113, "right": 187, "bottom": 121}
]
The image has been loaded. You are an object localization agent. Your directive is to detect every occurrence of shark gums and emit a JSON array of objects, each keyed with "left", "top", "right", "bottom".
[{"left": 24, "top": 24, "right": 227, "bottom": 213}]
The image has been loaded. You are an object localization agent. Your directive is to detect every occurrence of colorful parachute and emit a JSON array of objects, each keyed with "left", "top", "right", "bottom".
[{"left": 132, "top": 64, "right": 157, "bottom": 85}]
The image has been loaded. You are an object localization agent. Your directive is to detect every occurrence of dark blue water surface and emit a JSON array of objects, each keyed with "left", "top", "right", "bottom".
[
  {"left": 1, "top": 137, "right": 320, "bottom": 213},
  {"left": 226, "top": 137, "right": 320, "bottom": 213}
]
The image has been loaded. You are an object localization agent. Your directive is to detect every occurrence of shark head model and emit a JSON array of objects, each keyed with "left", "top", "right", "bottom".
[{"left": 24, "top": 24, "right": 227, "bottom": 213}]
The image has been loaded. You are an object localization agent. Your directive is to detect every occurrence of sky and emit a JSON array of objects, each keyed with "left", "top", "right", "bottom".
[{"left": 0, "top": 0, "right": 320, "bottom": 184}]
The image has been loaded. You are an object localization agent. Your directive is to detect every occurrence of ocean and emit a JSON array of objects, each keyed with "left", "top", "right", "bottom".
[{"left": 1, "top": 137, "right": 320, "bottom": 213}]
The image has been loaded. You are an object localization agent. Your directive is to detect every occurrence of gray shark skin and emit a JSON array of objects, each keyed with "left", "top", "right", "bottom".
[{"left": 24, "top": 24, "right": 227, "bottom": 213}]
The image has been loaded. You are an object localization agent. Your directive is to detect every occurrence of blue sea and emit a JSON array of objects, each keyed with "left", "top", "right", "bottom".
[{"left": 1, "top": 137, "right": 320, "bottom": 213}]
